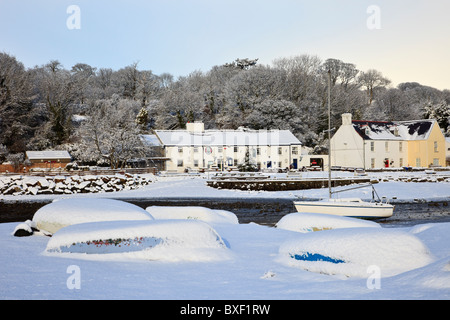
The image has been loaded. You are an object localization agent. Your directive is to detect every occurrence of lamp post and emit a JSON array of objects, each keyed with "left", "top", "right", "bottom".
[{"left": 327, "top": 69, "right": 332, "bottom": 199}]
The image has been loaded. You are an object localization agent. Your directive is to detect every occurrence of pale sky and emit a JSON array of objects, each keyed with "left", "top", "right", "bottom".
[{"left": 1, "top": 0, "right": 449, "bottom": 90}]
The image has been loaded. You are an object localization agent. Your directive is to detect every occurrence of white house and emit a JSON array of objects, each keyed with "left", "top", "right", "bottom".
[
  {"left": 331, "top": 113, "right": 446, "bottom": 169},
  {"left": 153, "top": 122, "right": 302, "bottom": 172}
]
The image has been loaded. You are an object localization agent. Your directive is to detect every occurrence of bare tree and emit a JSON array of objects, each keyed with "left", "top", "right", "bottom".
[{"left": 357, "top": 69, "right": 391, "bottom": 105}]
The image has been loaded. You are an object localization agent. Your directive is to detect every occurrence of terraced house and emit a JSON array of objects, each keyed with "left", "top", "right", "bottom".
[
  {"left": 150, "top": 122, "right": 302, "bottom": 172},
  {"left": 331, "top": 113, "right": 446, "bottom": 169}
]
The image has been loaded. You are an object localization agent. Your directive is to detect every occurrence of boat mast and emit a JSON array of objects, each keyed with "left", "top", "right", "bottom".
[{"left": 327, "top": 69, "right": 332, "bottom": 199}]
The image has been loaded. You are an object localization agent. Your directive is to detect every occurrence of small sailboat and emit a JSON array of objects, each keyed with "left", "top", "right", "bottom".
[
  {"left": 293, "top": 70, "right": 394, "bottom": 219},
  {"left": 293, "top": 183, "right": 394, "bottom": 219}
]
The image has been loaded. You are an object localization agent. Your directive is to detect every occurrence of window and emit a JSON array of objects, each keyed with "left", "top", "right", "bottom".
[
  {"left": 193, "top": 147, "right": 199, "bottom": 153},
  {"left": 278, "top": 147, "right": 282, "bottom": 155},
  {"left": 371, "top": 158, "right": 375, "bottom": 169},
  {"left": 177, "top": 160, "right": 183, "bottom": 167},
  {"left": 399, "top": 158, "right": 403, "bottom": 167},
  {"left": 399, "top": 142, "right": 403, "bottom": 152},
  {"left": 257, "top": 147, "right": 261, "bottom": 155},
  {"left": 385, "top": 142, "right": 389, "bottom": 152},
  {"left": 292, "top": 146, "right": 298, "bottom": 155},
  {"left": 433, "top": 158, "right": 439, "bottom": 166},
  {"left": 178, "top": 147, "right": 183, "bottom": 153},
  {"left": 370, "top": 142, "right": 375, "bottom": 152},
  {"left": 416, "top": 158, "right": 421, "bottom": 167},
  {"left": 434, "top": 141, "right": 438, "bottom": 153},
  {"left": 218, "top": 147, "right": 223, "bottom": 153},
  {"left": 233, "top": 159, "right": 238, "bottom": 166},
  {"left": 234, "top": 146, "right": 238, "bottom": 153},
  {"left": 193, "top": 160, "right": 199, "bottom": 167}
]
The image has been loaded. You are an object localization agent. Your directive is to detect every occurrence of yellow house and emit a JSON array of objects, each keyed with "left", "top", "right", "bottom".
[
  {"left": 404, "top": 120, "right": 446, "bottom": 167},
  {"left": 446, "top": 137, "right": 450, "bottom": 166},
  {"left": 331, "top": 114, "right": 446, "bottom": 169}
]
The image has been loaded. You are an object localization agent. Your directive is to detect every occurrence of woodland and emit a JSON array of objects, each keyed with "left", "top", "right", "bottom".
[{"left": 0, "top": 52, "right": 449, "bottom": 168}]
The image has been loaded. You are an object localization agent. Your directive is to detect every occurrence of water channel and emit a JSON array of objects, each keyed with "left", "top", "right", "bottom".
[{"left": 1, "top": 197, "right": 450, "bottom": 228}]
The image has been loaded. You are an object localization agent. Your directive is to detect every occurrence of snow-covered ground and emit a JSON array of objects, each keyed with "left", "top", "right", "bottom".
[
  {"left": 1, "top": 171, "right": 450, "bottom": 300},
  {"left": 2, "top": 170, "right": 450, "bottom": 202}
]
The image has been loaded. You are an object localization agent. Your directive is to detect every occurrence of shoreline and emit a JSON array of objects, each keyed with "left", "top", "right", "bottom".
[{"left": 2, "top": 195, "right": 449, "bottom": 227}]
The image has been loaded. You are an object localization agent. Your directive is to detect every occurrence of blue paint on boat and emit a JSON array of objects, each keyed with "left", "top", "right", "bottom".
[{"left": 290, "top": 252, "right": 345, "bottom": 264}]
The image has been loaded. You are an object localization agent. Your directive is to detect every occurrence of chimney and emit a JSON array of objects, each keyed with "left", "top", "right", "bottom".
[
  {"left": 186, "top": 121, "right": 204, "bottom": 133},
  {"left": 342, "top": 113, "right": 352, "bottom": 126}
]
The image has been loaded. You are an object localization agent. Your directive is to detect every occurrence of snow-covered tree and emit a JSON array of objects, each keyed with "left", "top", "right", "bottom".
[
  {"left": 77, "top": 96, "right": 148, "bottom": 168},
  {"left": 224, "top": 58, "right": 258, "bottom": 70},
  {"left": 0, "top": 52, "right": 38, "bottom": 153},
  {"left": 218, "top": 66, "right": 287, "bottom": 128},
  {"left": 33, "top": 60, "right": 77, "bottom": 146},
  {"left": 135, "top": 107, "right": 149, "bottom": 132},
  {"left": 423, "top": 101, "right": 450, "bottom": 134},
  {"left": 246, "top": 99, "right": 300, "bottom": 133},
  {"left": 70, "top": 63, "right": 97, "bottom": 105}
]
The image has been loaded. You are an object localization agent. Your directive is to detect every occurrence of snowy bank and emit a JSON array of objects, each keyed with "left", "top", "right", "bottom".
[
  {"left": 146, "top": 206, "right": 238, "bottom": 225},
  {"left": 1, "top": 220, "right": 450, "bottom": 299},
  {"left": 276, "top": 212, "right": 380, "bottom": 233},
  {"left": 33, "top": 198, "right": 154, "bottom": 234},
  {"left": 45, "top": 219, "right": 230, "bottom": 262},
  {"left": 278, "top": 228, "right": 434, "bottom": 278}
]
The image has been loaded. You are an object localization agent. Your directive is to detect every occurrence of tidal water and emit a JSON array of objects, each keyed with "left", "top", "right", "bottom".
[{"left": 1, "top": 197, "right": 449, "bottom": 228}]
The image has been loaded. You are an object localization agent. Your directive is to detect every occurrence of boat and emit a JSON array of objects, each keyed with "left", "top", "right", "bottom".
[
  {"left": 293, "top": 70, "right": 394, "bottom": 219},
  {"left": 294, "top": 182, "right": 394, "bottom": 219},
  {"left": 294, "top": 197, "right": 394, "bottom": 219}
]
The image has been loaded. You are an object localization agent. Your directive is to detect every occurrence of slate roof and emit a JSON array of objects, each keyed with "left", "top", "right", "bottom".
[
  {"left": 352, "top": 119, "right": 436, "bottom": 141},
  {"left": 26, "top": 151, "right": 72, "bottom": 160},
  {"left": 154, "top": 128, "right": 301, "bottom": 147}
]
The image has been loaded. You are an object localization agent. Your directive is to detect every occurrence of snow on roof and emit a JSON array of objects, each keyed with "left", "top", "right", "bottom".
[
  {"left": 141, "top": 134, "right": 162, "bottom": 147},
  {"left": 352, "top": 119, "right": 436, "bottom": 141},
  {"left": 25, "top": 150, "right": 71, "bottom": 160},
  {"left": 154, "top": 128, "right": 301, "bottom": 146}
]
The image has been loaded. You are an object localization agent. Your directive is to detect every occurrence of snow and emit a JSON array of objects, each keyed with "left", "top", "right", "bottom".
[
  {"left": 32, "top": 198, "right": 154, "bottom": 234},
  {"left": 276, "top": 212, "right": 381, "bottom": 233},
  {"left": 45, "top": 219, "right": 229, "bottom": 262},
  {"left": 278, "top": 228, "right": 434, "bottom": 278},
  {"left": 353, "top": 119, "right": 435, "bottom": 141},
  {"left": 2, "top": 170, "right": 450, "bottom": 202},
  {"left": 146, "top": 206, "right": 238, "bottom": 225},
  {"left": 1, "top": 172, "right": 450, "bottom": 300},
  {"left": 155, "top": 128, "right": 301, "bottom": 147}
]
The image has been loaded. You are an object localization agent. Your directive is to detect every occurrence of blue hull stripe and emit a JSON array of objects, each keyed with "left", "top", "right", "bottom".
[{"left": 290, "top": 253, "right": 345, "bottom": 264}]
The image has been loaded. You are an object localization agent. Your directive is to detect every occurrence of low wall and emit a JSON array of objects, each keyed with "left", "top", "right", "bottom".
[{"left": 207, "top": 177, "right": 372, "bottom": 191}]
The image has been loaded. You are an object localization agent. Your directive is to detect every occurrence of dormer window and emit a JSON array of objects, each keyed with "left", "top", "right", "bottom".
[
  {"left": 361, "top": 125, "right": 370, "bottom": 135},
  {"left": 389, "top": 125, "right": 399, "bottom": 137}
]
